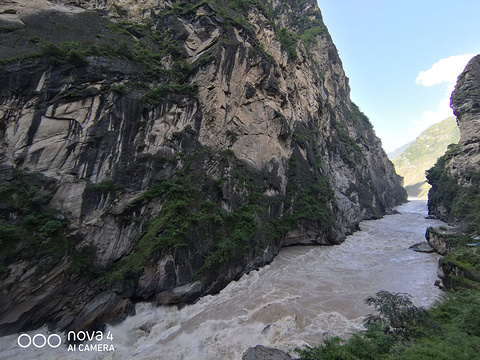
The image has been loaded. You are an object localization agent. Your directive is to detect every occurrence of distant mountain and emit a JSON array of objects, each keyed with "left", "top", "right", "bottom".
[
  {"left": 392, "top": 117, "right": 460, "bottom": 199},
  {"left": 388, "top": 141, "right": 415, "bottom": 159}
]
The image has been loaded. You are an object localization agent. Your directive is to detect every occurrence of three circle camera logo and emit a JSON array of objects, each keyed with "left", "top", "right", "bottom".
[
  {"left": 16, "top": 331, "right": 115, "bottom": 352},
  {"left": 17, "top": 333, "right": 62, "bottom": 349}
]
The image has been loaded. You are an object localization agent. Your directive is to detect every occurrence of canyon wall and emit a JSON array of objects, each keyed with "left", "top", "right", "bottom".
[
  {"left": 0, "top": 0, "right": 406, "bottom": 335},
  {"left": 427, "top": 54, "right": 480, "bottom": 232}
]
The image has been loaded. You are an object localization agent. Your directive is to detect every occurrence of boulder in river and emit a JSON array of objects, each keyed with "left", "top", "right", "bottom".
[
  {"left": 409, "top": 242, "right": 436, "bottom": 253},
  {"left": 242, "top": 345, "right": 292, "bottom": 360}
]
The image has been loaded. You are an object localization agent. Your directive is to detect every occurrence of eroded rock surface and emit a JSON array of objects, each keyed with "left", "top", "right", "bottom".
[
  {"left": 427, "top": 54, "right": 480, "bottom": 229},
  {"left": 242, "top": 345, "right": 292, "bottom": 360},
  {"left": 0, "top": 0, "right": 406, "bottom": 335}
]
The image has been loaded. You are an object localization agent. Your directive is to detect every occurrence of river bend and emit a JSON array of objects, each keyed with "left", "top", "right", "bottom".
[{"left": 0, "top": 200, "right": 445, "bottom": 359}]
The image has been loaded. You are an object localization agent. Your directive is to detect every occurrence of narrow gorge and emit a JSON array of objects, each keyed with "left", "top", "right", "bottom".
[
  {"left": 0, "top": 200, "right": 444, "bottom": 359},
  {"left": 0, "top": 0, "right": 406, "bottom": 337}
]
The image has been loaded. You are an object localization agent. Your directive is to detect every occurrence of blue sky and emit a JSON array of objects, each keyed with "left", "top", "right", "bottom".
[{"left": 316, "top": 0, "right": 480, "bottom": 152}]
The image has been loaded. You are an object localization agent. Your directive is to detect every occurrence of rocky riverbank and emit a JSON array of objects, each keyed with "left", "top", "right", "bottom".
[
  {"left": 426, "top": 227, "right": 480, "bottom": 290},
  {"left": 425, "top": 54, "right": 480, "bottom": 291}
]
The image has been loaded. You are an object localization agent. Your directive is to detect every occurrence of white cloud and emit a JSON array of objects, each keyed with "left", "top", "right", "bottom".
[
  {"left": 408, "top": 54, "right": 474, "bottom": 137},
  {"left": 409, "top": 96, "right": 453, "bottom": 135},
  {"left": 415, "top": 54, "right": 474, "bottom": 87}
]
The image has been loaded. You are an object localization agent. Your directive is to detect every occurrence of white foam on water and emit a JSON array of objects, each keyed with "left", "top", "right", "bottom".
[{"left": 0, "top": 200, "right": 446, "bottom": 360}]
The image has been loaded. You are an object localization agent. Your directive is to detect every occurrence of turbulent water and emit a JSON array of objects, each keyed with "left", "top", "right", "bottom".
[{"left": 0, "top": 200, "right": 446, "bottom": 360}]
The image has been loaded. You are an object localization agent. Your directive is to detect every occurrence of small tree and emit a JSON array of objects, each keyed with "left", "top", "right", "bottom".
[{"left": 364, "top": 291, "right": 428, "bottom": 341}]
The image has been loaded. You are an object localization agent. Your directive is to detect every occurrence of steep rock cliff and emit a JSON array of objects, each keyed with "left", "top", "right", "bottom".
[
  {"left": 0, "top": 0, "right": 406, "bottom": 335},
  {"left": 427, "top": 54, "right": 480, "bottom": 231}
]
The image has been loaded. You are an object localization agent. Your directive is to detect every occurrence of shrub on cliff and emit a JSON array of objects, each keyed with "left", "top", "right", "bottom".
[{"left": 427, "top": 143, "right": 480, "bottom": 233}]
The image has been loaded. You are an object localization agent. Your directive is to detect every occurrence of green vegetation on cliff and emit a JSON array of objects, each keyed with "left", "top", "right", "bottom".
[
  {"left": 426, "top": 228, "right": 480, "bottom": 291},
  {"left": 426, "top": 144, "right": 480, "bottom": 233},
  {"left": 392, "top": 117, "right": 459, "bottom": 199},
  {"left": 426, "top": 144, "right": 480, "bottom": 290},
  {"left": 441, "top": 247, "right": 480, "bottom": 290},
  {"left": 283, "top": 151, "right": 335, "bottom": 230},
  {"left": 427, "top": 55, "right": 480, "bottom": 233},
  {"left": 100, "top": 141, "right": 337, "bottom": 284},
  {"left": 0, "top": 11, "right": 197, "bottom": 108},
  {"left": 0, "top": 171, "right": 89, "bottom": 277},
  {"left": 97, "top": 149, "right": 274, "bottom": 283}
]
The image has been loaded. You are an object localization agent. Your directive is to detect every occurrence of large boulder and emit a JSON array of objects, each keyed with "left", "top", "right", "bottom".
[{"left": 242, "top": 345, "right": 292, "bottom": 360}]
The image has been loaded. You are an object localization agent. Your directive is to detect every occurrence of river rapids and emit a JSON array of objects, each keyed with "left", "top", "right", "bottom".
[{"left": 0, "top": 200, "right": 446, "bottom": 359}]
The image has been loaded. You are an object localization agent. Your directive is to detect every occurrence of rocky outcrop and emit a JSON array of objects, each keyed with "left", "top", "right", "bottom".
[
  {"left": 426, "top": 55, "right": 480, "bottom": 291},
  {"left": 0, "top": 0, "right": 406, "bottom": 335},
  {"left": 427, "top": 54, "right": 480, "bottom": 231},
  {"left": 242, "top": 345, "right": 292, "bottom": 360},
  {"left": 409, "top": 242, "right": 435, "bottom": 253},
  {"left": 426, "top": 227, "right": 480, "bottom": 290},
  {"left": 451, "top": 55, "right": 480, "bottom": 162},
  {"left": 438, "top": 260, "right": 480, "bottom": 291},
  {"left": 425, "top": 227, "right": 460, "bottom": 255}
]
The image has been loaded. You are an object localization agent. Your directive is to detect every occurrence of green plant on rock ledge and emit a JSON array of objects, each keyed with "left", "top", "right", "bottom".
[
  {"left": 364, "top": 291, "right": 428, "bottom": 341},
  {"left": 144, "top": 83, "right": 198, "bottom": 106},
  {"left": 2, "top": 16, "right": 197, "bottom": 103},
  {"left": 442, "top": 245, "right": 480, "bottom": 270},
  {"left": 92, "top": 179, "right": 123, "bottom": 194},
  {"left": 427, "top": 143, "right": 480, "bottom": 233},
  {"left": 102, "top": 175, "right": 197, "bottom": 282},
  {"left": 277, "top": 27, "right": 299, "bottom": 60},
  {"left": 0, "top": 171, "right": 91, "bottom": 277},
  {"left": 300, "top": 26, "right": 326, "bottom": 48},
  {"left": 283, "top": 153, "right": 335, "bottom": 232},
  {"left": 100, "top": 150, "right": 273, "bottom": 283},
  {"left": 198, "top": 203, "right": 258, "bottom": 273}
]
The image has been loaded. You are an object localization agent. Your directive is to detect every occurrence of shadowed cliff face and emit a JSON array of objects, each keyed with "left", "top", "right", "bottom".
[
  {"left": 0, "top": 0, "right": 406, "bottom": 335},
  {"left": 427, "top": 54, "right": 480, "bottom": 230}
]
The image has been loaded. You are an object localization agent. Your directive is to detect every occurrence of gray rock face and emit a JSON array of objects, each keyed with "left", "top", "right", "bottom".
[
  {"left": 242, "top": 345, "right": 292, "bottom": 360},
  {"left": 155, "top": 281, "right": 203, "bottom": 305},
  {"left": 452, "top": 55, "right": 480, "bottom": 146},
  {"left": 425, "top": 227, "right": 459, "bottom": 255},
  {"left": 0, "top": 0, "right": 406, "bottom": 335},
  {"left": 447, "top": 54, "right": 480, "bottom": 186},
  {"left": 426, "top": 228, "right": 480, "bottom": 290},
  {"left": 427, "top": 54, "right": 480, "bottom": 227}
]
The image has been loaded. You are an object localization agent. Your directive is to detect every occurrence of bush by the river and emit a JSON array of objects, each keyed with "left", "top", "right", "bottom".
[{"left": 297, "top": 289, "right": 480, "bottom": 360}]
